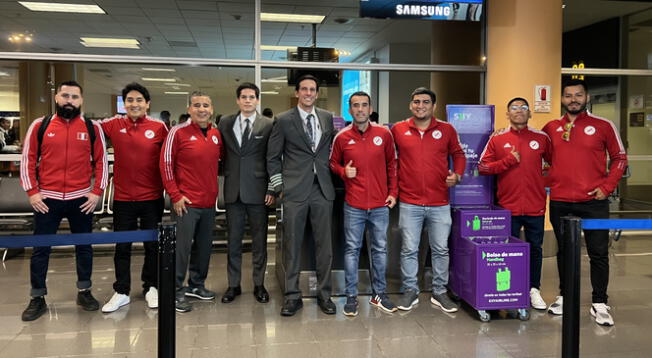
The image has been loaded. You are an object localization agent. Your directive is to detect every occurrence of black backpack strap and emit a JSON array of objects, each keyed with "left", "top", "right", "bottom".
[
  {"left": 84, "top": 118, "right": 96, "bottom": 160},
  {"left": 36, "top": 115, "right": 53, "bottom": 160}
]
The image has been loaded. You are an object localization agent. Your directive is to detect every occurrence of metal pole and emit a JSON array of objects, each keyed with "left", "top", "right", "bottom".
[
  {"left": 561, "top": 216, "right": 581, "bottom": 358},
  {"left": 158, "top": 222, "right": 177, "bottom": 358},
  {"left": 312, "top": 24, "right": 317, "bottom": 47}
]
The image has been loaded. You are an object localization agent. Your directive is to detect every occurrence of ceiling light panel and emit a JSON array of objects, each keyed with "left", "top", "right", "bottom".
[
  {"left": 19, "top": 2, "right": 106, "bottom": 14},
  {"left": 261, "top": 13, "right": 325, "bottom": 24}
]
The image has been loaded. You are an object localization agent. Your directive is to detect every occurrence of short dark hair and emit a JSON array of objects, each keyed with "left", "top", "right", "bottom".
[
  {"left": 562, "top": 78, "right": 588, "bottom": 94},
  {"left": 236, "top": 82, "right": 260, "bottom": 99},
  {"left": 122, "top": 82, "right": 151, "bottom": 102},
  {"left": 189, "top": 91, "right": 211, "bottom": 105},
  {"left": 507, "top": 97, "right": 530, "bottom": 110},
  {"left": 410, "top": 87, "right": 436, "bottom": 104},
  {"left": 57, "top": 80, "right": 83, "bottom": 94},
  {"left": 295, "top": 74, "right": 320, "bottom": 91},
  {"left": 0, "top": 117, "right": 8, "bottom": 124},
  {"left": 262, "top": 108, "right": 274, "bottom": 117},
  {"left": 348, "top": 91, "right": 371, "bottom": 107}
]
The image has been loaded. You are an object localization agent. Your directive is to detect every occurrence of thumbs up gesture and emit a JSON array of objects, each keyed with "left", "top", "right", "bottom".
[
  {"left": 511, "top": 147, "right": 520, "bottom": 162},
  {"left": 446, "top": 170, "right": 460, "bottom": 187},
  {"left": 345, "top": 160, "right": 357, "bottom": 178}
]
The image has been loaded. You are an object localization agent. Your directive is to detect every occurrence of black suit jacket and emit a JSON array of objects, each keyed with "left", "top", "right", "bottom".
[
  {"left": 218, "top": 112, "right": 273, "bottom": 205},
  {"left": 267, "top": 107, "right": 335, "bottom": 202}
]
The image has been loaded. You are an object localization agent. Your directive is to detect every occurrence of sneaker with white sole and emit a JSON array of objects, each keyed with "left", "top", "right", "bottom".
[
  {"left": 590, "top": 303, "right": 614, "bottom": 326},
  {"left": 343, "top": 296, "right": 358, "bottom": 317},
  {"left": 397, "top": 289, "right": 419, "bottom": 311},
  {"left": 548, "top": 296, "right": 563, "bottom": 315},
  {"left": 430, "top": 293, "right": 458, "bottom": 313},
  {"left": 530, "top": 288, "right": 547, "bottom": 310},
  {"left": 102, "top": 292, "right": 130, "bottom": 313},
  {"left": 370, "top": 293, "right": 397, "bottom": 313},
  {"left": 145, "top": 287, "right": 158, "bottom": 309}
]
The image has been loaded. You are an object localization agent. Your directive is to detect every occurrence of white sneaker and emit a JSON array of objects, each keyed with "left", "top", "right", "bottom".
[
  {"left": 529, "top": 288, "right": 547, "bottom": 310},
  {"left": 145, "top": 287, "right": 158, "bottom": 309},
  {"left": 590, "top": 303, "right": 614, "bottom": 326},
  {"left": 101, "top": 292, "right": 130, "bottom": 313},
  {"left": 548, "top": 296, "right": 563, "bottom": 315}
]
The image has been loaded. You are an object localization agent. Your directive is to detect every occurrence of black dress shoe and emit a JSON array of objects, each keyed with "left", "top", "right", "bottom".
[
  {"left": 253, "top": 285, "right": 269, "bottom": 303},
  {"left": 77, "top": 290, "right": 100, "bottom": 311},
  {"left": 280, "top": 299, "right": 303, "bottom": 316},
  {"left": 317, "top": 298, "right": 336, "bottom": 315},
  {"left": 221, "top": 286, "right": 241, "bottom": 303}
]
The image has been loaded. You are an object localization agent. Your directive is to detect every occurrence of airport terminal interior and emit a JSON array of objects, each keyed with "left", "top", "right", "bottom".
[{"left": 1, "top": 0, "right": 652, "bottom": 357}]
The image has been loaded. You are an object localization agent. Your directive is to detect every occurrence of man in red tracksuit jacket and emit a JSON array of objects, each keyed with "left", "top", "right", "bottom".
[
  {"left": 99, "top": 83, "right": 169, "bottom": 313},
  {"left": 20, "top": 80, "right": 108, "bottom": 321},
  {"left": 391, "top": 87, "right": 466, "bottom": 313},
  {"left": 160, "top": 91, "right": 223, "bottom": 313},
  {"left": 479, "top": 97, "right": 552, "bottom": 311},
  {"left": 330, "top": 91, "right": 398, "bottom": 316},
  {"left": 542, "top": 79, "right": 627, "bottom": 326}
]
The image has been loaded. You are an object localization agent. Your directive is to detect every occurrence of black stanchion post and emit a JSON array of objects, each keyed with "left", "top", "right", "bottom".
[
  {"left": 562, "top": 216, "right": 582, "bottom": 358},
  {"left": 158, "top": 222, "right": 177, "bottom": 358}
]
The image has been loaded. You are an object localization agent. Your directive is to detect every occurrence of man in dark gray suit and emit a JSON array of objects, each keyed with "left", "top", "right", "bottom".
[
  {"left": 267, "top": 74, "right": 336, "bottom": 316},
  {"left": 217, "top": 82, "right": 275, "bottom": 304}
]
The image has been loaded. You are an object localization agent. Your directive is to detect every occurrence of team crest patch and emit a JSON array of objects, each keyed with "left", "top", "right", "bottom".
[
  {"left": 212, "top": 135, "right": 219, "bottom": 144},
  {"left": 529, "top": 140, "right": 539, "bottom": 150},
  {"left": 584, "top": 126, "right": 596, "bottom": 135},
  {"left": 373, "top": 136, "right": 383, "bottom": 146},
  {"left": 145, "top": 130, "right": 155, "bottom": 139},
  {"left": 77, "top": 132, "right": 88, "bottom": 141},
  {"left": 432, "top": 130, "right": 442, "bottom": 139}
]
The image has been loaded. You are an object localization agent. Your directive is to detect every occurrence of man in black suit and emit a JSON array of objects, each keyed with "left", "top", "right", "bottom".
[
  {"left": 267, "top": 74, "right": 336, "bottom": 316},
  {"left": 217, "top": 82, "right": 275, "bottom": 304}
]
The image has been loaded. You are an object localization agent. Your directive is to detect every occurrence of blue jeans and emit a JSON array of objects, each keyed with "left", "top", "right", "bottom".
[
  {"left": 343, "top": 203, "right": 389, "bottom": 296},
  {"left": 511, "top": 215, "right": 544, "bottom": 290},
  {"left": 31, "top": 197, "right": 94, "bottom": 297},
  {"left": 399, "top": 202, "right": 452, "bottom": 295}
]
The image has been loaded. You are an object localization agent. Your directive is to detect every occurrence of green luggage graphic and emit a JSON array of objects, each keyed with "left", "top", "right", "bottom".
[
  {"left": 496, "top": 267, "right": 511, "bottom": 291},
  {"left": 472, "top": 215, "right": 481, "bottom": 231}
]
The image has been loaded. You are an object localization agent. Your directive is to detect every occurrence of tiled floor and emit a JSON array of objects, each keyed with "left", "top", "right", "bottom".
[{"left": 1, "top": 234, "right": 652, "bottom": 358}]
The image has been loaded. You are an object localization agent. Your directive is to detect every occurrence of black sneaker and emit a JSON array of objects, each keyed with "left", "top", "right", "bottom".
[
  {"left": 175, "top": 297, "right": 193, "bottom": 313},
  {"left": 22, "top": 297, "right": 47, "bottom": 321},
  {"left": 77, "top": 290, "right": 100, "bottom": 311},
  {"left": 185, "top": 287, "right": 216, "bottom": 300},
  {"left": 343, "top": 296, "right": 358, "bottom": 317},
  {"left": 370, "top": 293, "right": 398, "bottom": 313}
]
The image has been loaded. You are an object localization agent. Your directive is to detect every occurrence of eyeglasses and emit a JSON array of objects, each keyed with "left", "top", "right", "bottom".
[
  {"left": 561, "top": 122, "right": 573, "bottom": 141},
  {"left": 509, "top": 105, "right": 529, "bottom": 111}
]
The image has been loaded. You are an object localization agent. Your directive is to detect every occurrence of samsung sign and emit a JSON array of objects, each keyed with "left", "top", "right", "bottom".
[{"left": 360, "top": 0, "right": 483, "bottom": 21}]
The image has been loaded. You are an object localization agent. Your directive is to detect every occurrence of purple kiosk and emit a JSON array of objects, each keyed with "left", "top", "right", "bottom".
[{"left": 447, "top": 105, "right": 530, "bottom": 322}]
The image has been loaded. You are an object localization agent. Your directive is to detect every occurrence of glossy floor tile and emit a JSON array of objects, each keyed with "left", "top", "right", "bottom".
[{"left": 1, "top": 233, "right": 652, "bottom": 357}]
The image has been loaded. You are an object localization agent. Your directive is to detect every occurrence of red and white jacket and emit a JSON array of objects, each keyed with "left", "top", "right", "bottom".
[
  {"left": 99, "top": 115, "right": 168, "bottom": 201},
  {"left": 479, "top": 126, "right": 552, "bottom": 216},
  {"left": 330, "top": 123, "right": 398, "bottom": 210},
  {"left": 542, "top": 111, "right": 627, "bottom": 202},
  {"left": 160, "top": 121, "right": 223, "bottom": 209},
  {"left": 391, "top": 117, "right": 466, "bottom": 206},
  {"left": 21, "top": 114, "right": 108, "bottom": 200}
]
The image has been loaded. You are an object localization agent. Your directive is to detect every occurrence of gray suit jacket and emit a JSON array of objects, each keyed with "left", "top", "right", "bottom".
[
  {"left": 267, "top": 107, "right": 335, "bottom": 202},
  {"left": 218, "top": 112, "right": 273, "bottom": 205}
]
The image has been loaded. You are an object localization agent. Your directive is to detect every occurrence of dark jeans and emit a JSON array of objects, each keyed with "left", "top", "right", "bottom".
[
  {"left": 112, "top": 198, "right": 163, "bottom": 295},
  {"left": 550, "top": 199, "right": 610, "bottom": 304},
  {"left": 511, "top": 215, "right": 545, "bottom": 290},
  {"left": 31, "top": 197, "right": 93, "bottom": 297}
]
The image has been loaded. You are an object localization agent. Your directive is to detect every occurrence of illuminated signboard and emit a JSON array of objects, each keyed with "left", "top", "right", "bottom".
[{"left": 360, "top": 0, "right": 483, "bottom": 21}]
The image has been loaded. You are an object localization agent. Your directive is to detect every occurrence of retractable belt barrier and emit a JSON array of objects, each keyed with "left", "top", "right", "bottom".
[
  {"left": 562, "top": 217, "right": 652, "bottom": 358},
  {"left": 0, "top": 224, "right": 177, "bottom": 358}
]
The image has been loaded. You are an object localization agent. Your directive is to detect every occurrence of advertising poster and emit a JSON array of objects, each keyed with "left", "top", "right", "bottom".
[{"left": 475, "top": 243, "right": 529, "bottom": 307}]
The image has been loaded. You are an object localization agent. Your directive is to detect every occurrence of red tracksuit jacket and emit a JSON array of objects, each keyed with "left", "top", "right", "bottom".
[
  {"left": 21, "top": 114, "right": 108, "bottom": 200},
  {"left": 542, "top": 111, "right": 627, "bottom": 202},
  {"left": 478, "top": 126, "right": 552, "bottom": 216},
  {"left": 391, "top": 117, "right": 466, "bottom": 206},
  {"left": 330, "top": 123, "right": 398, "bottom": 210},
  {"left": 160, "top": 121, "right": 223, "bottom": 209},
  {"left": 99, "top": 115, "right": 168, "bottom": 201}
]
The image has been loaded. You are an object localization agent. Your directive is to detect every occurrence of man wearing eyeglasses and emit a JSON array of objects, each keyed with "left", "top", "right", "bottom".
[
  {"left": 542, "top": 79, "right": 627, "bottom": 326},
  {"left": 391, "top": 87, "right": 466, "bottom": 313},
  {"left": 479, "top": 97, "right": 552, "bottom": 311}
]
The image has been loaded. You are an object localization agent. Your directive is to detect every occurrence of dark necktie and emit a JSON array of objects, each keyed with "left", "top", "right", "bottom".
[
  {"left": 305, "top": 114, "right": 315, "bottom": 150},
  {"left": 241, "top": 118, "right": 250, "bottom": 147}
]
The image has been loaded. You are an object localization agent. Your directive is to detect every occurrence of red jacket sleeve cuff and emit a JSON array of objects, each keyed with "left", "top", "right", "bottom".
[
  {"left": 27, "top": 188, "right": 39, "bottom": 196},
  {"left": 170, "top": 192, "right": 183, "bottom": 204},
  {"left": 91, "top": 188, "right": 104, "bottom": 196}
]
